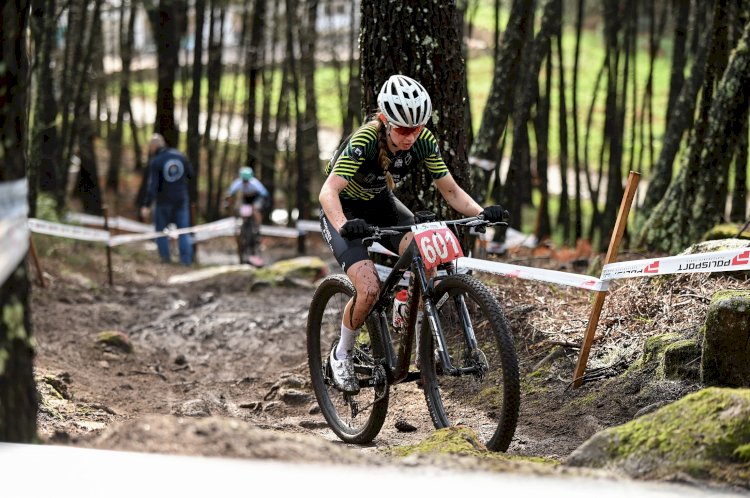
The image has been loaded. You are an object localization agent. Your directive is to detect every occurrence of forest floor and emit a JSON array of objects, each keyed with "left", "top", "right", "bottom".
[{"left": 28, "top": 228, "right": 750, "bottom": 494}]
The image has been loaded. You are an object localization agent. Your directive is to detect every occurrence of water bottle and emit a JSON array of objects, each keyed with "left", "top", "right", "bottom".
[{"left": 392, "top": 289, "right": 409, "bottom": 330}]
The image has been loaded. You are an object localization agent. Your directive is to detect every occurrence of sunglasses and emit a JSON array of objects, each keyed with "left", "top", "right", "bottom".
[{"left": 390, "top": 124, "right": 423, "bottom": 137}]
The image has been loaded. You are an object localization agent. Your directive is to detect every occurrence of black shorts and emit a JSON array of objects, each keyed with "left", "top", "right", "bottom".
[{"left": 320, "top": 192, "right": 415, "bottom": 273}]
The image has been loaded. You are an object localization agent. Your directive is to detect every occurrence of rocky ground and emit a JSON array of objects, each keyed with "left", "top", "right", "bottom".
[{"left": 28, "top": 230, "right": 750, "bottom": 493}]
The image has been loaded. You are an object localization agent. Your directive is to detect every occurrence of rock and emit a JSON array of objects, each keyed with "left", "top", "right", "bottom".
[
  {"left": 391, "top": 427, "right": 487, "bottom": 458},
  {"left": 681, "top": 238, "right": 750, "bottom": 254},
  {"left": 298, "top": 420, "right": 328, "bottom": 429},
  {"left": 701, "top": 290, "right": 750, "bottom": 386},
  {"left": 702, "top": 225, "right": 750, "bottom": 242},
  {"left": 573, "top": 414, "right": 603, "bottom": 439},
  {"left": 173, "top": 399, "right": 211, "bottom": 417},
  {"left": 394, "top": 419, "right": 417, "bottom": 433},
  {"left": 633, "top": 401, "right": 668, "bottom": 418},
  {"left": 566, "top": 387, "right": 750, "bottom": 487},
  {"left": 308, "top": 405, "right": 321, "bottom": 415},
  {"left": 254, "top": 256, "right": 328, "bottom": 284},
  {"left": 174, "top": 354, "right": 188, "bottom": 366},
  {"left": 95, "top": 330, "right": 133, "bottom": 354},
  {"left": 279, "top": 389, "right": 311, "bottom": 406},
  {"left": 662, "top": 339, "right": 701, "bottom": 381}
]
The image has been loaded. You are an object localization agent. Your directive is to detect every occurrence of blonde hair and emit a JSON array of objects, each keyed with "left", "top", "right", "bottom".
[{"left": 370, "top": 114, "right": 395, "bottom": 190}]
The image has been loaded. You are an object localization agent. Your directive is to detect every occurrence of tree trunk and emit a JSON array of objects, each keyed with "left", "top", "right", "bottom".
[
  {"left": 360, "top": 0, "right": 471, "bottom": 217},
  {"left": 106, "top": 0, "right": 137, "bottom": 195},
  {"left": 29, "top": 0, "right": 61, "bottom": 216},
  {"left": 666, "top": 0, "right": 690, "bottom": 126},
  {"left": 470, "top": 0, "right": 534, "bottom": 164},
  {"left": 149, "top": 0, "right": 183, "bottom": 147},
  {"left": 300, "top": 0, "right": 319, "bottom": 218},
  {"left": 642, "top": 22, "right": 711, "bottom": 213},
  {"left": 259, "top": 0, "right": 284, "bottom": 222},
  {"left": 640, "top": 5, "right": 750, "bottom": 252},
  {"left": 187, "top": 0, "right": 205, "bottom": 208},
  {"left": 534, "top": 45, "right": 552, "bottom": 241},
  {"left": 572, "top": 0, "right": 585, "bottom": 240},
  {"left": 730, "top": 114, "right": 748, "bottom": 222},
  {"left": 244, "top": 0, "right": 267, "bottom": 170},
  {"left": 202, "top": 2, "right": 225, "bottom": 220},
  {"left": 506, "top": 0, "right": 558, "bottom": 227},
  {"left": 0, "top": 0, "right": 37, "bottom": 443}
]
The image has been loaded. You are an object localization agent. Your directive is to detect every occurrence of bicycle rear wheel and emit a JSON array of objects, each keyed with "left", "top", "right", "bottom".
[
  {"left": 307, "top": 274, "right": 389, "bottom": 444},
  {"left": 419, "top": 274, "right": 520, "bottom": 451},
  {"left": 239, "top": 219, "right": 257, "bottom": 259}
]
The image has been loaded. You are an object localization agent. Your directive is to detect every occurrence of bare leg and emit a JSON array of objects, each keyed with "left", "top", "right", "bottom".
[{"left": 342, "top": 259, "right": 381, "bottom": 329}]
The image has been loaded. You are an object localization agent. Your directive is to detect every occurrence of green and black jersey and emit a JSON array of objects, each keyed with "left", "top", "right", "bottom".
[{"left": 324, "top": 124, "right": 449, "bottom": 201}]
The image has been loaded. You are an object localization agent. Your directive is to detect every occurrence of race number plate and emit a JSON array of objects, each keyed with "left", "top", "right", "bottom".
[
  {"left": 412, "top": 222, "right": 463, "bottom": 270},
  {"left": 239, "top": 204, "right": 254, "bottom": 217}
]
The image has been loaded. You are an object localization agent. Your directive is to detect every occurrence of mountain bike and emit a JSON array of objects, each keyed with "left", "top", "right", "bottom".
[
  {"left": 236, "top": 200, "right": 263, "bottom": 267},
  {"left": 307, "top": 213, "right": 520, "bottom": 451}
]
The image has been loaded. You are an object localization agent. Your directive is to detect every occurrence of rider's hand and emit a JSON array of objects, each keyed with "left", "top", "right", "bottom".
[
  {"left": 480, "top": 205, "right": 509, "bottom": 223},
  {"left": 339, "top": 218, "right": 370, "bottom": 238}
]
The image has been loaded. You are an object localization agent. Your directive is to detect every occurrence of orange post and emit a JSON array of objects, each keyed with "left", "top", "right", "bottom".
[
  {"left": 572, "top": 171, "right": 640, "bottom": 388},
  {"left": 28, "top": 236, "right": 45, "bottom": 288}
]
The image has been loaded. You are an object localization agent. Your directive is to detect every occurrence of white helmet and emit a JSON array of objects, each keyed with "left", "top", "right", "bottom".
[{"left": 377, "top": 74, "right": 432, "bottom": 127}]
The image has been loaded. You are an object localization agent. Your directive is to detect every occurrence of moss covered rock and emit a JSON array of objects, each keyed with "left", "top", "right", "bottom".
[
  {"left": 703, "top": 225, "right": 750, "bottom": 242},
  {"left": 95, "top": 330, "right": 133, "bottom": 354},
  {"left": 254, "top": 256, "right": 328, "bottom": 284},
  {"left": 663, "top": 339, "right": 701, "bottom": 382},
  {"left": 681, "top": 238, "right": 750, "bottom": 255},
  {"left": 566, "top": 388, "right": 750, "bottom": 487},
  {"left": 701, "top": 290, "right": 750, "bottom": 387}
]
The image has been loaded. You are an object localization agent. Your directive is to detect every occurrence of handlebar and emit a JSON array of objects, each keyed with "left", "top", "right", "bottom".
[{"left": 341, "top": 216, "right": 509, "bottom": 243}]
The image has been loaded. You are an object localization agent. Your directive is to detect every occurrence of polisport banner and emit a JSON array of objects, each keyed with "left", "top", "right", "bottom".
[
  {"left": 457, "top": 257, "right": 609, "bottom": 291},
  {"left": 0, "top": 179, "right": 30, "bottom": 286},
  {"left": 600, "top": 248, "right": 750, "bottom": 281}
]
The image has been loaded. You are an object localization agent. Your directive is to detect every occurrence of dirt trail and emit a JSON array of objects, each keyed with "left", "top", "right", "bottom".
[{"left": 30, "top": 233, "right": 733, "bottom": 491}]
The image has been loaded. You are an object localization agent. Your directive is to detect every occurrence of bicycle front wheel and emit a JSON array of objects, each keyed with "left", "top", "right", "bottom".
[
  {"left": 419, "top": 274, "right": 520, "bottom": 451},
  {"left": 307, "top": 274, "right": 389, "bottom": 444}
]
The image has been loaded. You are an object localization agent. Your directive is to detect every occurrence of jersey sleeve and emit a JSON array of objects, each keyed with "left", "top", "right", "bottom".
[
  {"left": 327, "top": 125, "right": 378, "bottom": 180},
  {"left": 415, "top": 128, "right": 449, "bottom": 180}
]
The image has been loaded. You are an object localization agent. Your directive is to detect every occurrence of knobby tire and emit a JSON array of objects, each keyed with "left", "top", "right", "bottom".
[
  {"left": 419, "top": 274, "right": 520, "bottom": 451},
  {"left": 307, "top": 274, "right": 389, "bottom": 444}
]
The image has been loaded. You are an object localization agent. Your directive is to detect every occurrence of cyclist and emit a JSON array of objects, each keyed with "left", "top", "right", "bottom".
[
  {"left": 224, "top": 166, "right": 269, "bottom": 264},
  {"left": 318, "top": 74, "right": 507, "bottom": 393},
  {"left": 225, "top": 166, "right": 269, "bottom": 227}
]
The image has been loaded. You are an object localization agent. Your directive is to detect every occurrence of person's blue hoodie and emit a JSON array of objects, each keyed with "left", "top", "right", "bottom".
[{"left": 143, "top": 147, "right": 193, "bottom": 206}]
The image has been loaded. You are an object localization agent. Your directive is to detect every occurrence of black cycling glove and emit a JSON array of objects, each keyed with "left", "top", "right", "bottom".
[
  {"left": 480, "top": 205, "right": 509, "bottom": 223},
  {"left": 340, "top": 218, "right": 370, "bottom": 238}
]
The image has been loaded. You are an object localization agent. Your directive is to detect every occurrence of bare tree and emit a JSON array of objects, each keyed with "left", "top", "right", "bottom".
[
  {"left": 640, "top": 2, "right": 750, "bottom": 252},
  {"left": 0, "top": 0, "right": 37, "bottom": 442},
  {"left": 29, "top": 0, "right": 61, "bottom": 216}
]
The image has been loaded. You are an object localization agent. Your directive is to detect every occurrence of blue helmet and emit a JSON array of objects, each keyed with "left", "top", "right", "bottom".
[{"left": 240, "top": 166, "right": 254, "bottom": 181}]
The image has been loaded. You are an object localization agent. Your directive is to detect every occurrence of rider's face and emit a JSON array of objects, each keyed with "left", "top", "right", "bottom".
[{"left": 388, "top": 123, "right": 423, "bottom": 150}]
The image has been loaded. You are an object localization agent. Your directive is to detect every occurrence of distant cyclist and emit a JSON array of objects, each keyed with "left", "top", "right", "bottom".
[
  {"left": 224, "top": 166, "right": 269, "bottom": 266},
  {"left": 224, "top": 166, "right": 269, "bottom": 229}
]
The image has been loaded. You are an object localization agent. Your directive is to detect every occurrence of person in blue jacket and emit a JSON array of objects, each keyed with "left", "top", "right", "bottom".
[{"left": 140, "top": 133, "right": 194, "bottom": 265}]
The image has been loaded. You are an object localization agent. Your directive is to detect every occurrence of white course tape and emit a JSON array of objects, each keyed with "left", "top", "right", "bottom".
[
  {"left": 0, "top": 179, "right": 30, "bottom": 285},
  {"left": 192, "top": 218, "right": 239, "bottom": 242},
  {"left": 601, "top": 248, "right": 750, "bottom": 280},
  {"left": 28, "top": 218, "right": 110, "bottom": 243},
  {"left": 296, "top": 219, "right": 322, "bottom": 233},
  {"left": 457, "top": 257, "right": 609, "bottom": 291},
  {"left": 112, "top": 216, "right": 153, "bottom": 233}
]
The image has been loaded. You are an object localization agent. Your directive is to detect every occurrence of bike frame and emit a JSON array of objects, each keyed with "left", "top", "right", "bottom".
[{"left": 366, "top": 224, "right": 483, "bottom": 386}]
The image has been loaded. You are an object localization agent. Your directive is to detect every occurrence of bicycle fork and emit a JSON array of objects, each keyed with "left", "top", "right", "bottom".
[{"left": 418, "top": 267, "right": 485, "bottom": 378}]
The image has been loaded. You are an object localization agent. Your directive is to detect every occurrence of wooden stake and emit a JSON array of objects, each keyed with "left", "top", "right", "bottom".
[
  {"left": 28, "top": 236, "right": 45, "bottom": 288},
  {"left": 103, "top": 205, "right": 114, "bottom": 287},
  {"left": 572, "top": 171, "right": 640, "bottom": 388}
]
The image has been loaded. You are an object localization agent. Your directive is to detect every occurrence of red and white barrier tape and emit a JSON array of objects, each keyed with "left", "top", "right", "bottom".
[
  {"left": 601, "top": 248, "right": 750, "bottom": 280},
  {"left": 457, "top": 257, "right": 609, "bottom": 291},
  {"left": 0, "top": 179, "right": 30, "bottom": 285}
]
